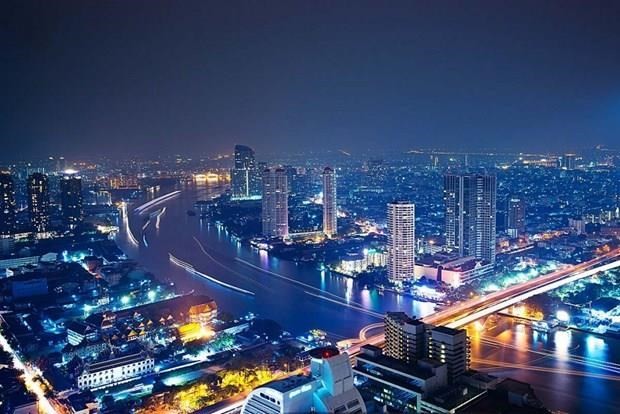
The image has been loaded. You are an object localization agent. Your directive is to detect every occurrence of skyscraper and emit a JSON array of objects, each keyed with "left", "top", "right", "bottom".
[
  {"left": 387, "top": 201, "right": 415, "bottom": 283},
  {"left": 0, "top": 170, "right": 16, "bottom": 236},
  {"left": 231, "top": 144, "right": 261, "bottom": 200},
  {"left": 60, "top": 173, "right": 83, "bottom": 229},
  {"left": 28, "top": 172, "right": 50, "bottom": 233},
  {"left": 506, "top": 196, "right": 525, "bottom": 238},
  {"left": 262, "top": 168, "right": 289, "bottom": 238},
  {"left": 444, "top": 174, "right": 497, "bottom": 263},
  {"left": 322, "top": 167, "right": 337, "bottom": 238},
  {"left": 384, "top": 312, "right": 426, "bottom": 364}
]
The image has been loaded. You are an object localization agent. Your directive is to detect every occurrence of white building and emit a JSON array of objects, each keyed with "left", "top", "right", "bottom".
[
  {"left": 262, "top": 168, "right": 289, "bottom": 238},
  {"left": 242, "top": 348, "right": 366, "bottom": 414},
  {"left": 77, "top": 352, "right": 154, "bottom": 390},
  {"left": 322, "top": 167, "right": 337, "bottom": 237},
  {"left": 387, "top": 201, "right": 416, "bottom": 283}
]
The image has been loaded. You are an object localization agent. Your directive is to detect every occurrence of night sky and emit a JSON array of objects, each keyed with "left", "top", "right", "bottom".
[{"left": 2, "top": 1, "right": 620, "bottom": 159}]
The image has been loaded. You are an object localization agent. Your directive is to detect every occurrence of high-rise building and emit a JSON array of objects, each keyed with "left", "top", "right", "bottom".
[
  {"left": 427, "top": 326, "right": 470, "bottom": 382},
  {"left": 28, "top": 173, "right": 50, "bottom": 233},
  {"left": 444, "top": 174, "right": 497, "bottom": 263},
  {"left": 0, "top": 170, "right": 16, "bottom": 236},
  {"left": 384, "top": 312, "right": 426, "bottom": 364},
  {"left": 262, "top": 168, "right": 289, "bottom": 238},
  {"left": 322, "top": 167, "right": 337, "bottom": 237},
  {"left": 231, "top": 144, "right": 261, "bottom": 200},
  {"left": 60, "top": 173, "right": 83, "bottom": 229},
  {"left": 561, "top": 153, "right": 577, "bottom": 170},
  {"left": 387, "top": 201, "right": 415, "bottom": 283},
  {"left": 506, "top": 196, "right": 525, "bottom": 238}
]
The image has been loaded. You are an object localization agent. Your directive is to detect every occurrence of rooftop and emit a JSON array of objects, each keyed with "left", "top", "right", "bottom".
[{"left": 259, "top": 374, "right": 315, "bottom": 394}]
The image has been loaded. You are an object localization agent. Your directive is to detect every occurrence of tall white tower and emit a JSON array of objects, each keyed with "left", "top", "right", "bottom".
[
  {"left": 387, "top": 201, "right": 415, "bottom": 283},
  {"left": 322, "top": 167, "right": 337, "bottom": 237},
  {"left": 262, "top": 168, "right": 289, "bottom": 238}
]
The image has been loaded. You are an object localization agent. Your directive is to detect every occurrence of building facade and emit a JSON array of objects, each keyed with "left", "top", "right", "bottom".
[
  {"left": 231, "top": 144, "right": 261, "bottom": 200},
  {"left": 60, "top": 174, "right": 83, "bottom": 229},
  {"left": 28, "top": 173, "right": 50, "bottom": 233},
  {"left": 387, "top": 201, "right": 416, "bottom": 283},
  {"left": 77, "top": 352, "right": 154, "bottom": 390},
  {"left": 384, "top": 312, "right": 426, "bottom": 363},
  {"left": 0, "top": 170, "right": 16, "bottom": 236},
  {"left": 262, "top": 168, "right": 289, "bottom": 238},
  {"left": 427, "top": 326, "right": 470, "bottom": 382},
  {"left": 444, "top": 174, "right": 497, "bottom": 264},
  {"left": 506, "top": 196, "right": 525, "bottom": 238},
  {"left": 242, "top": 348, "right": 366, "bottom": 414},
  {"left": 322, "top": 167, "right": 337, "bottom": 237}
]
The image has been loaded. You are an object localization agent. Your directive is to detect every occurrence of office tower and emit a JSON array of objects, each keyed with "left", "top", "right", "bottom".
[
  {"left": 427, "top": 326, "right": 470, "bottom": 382},
  {"left": 60, "top": 173, "right": 83, "bottom": 229},
  {"left": 322, "top": 167, "right": 337, "bottom": 237},
  {"left": 506, "top": 196, "right": 525, "bottom": 238},
  {"left": 384, "top": 312, "right": 426, "bottom": 364},
  {"left": 444, "top": 174, "right": 497, "bottom": 264},
  {"left": 262, "top": 168, "right": 289, "bottom": 238},
  {"left": 28, "top": 173, "right": 50, "bottom": 233},
  {"left": 231, "top": 144, "right": 261, "bottom": 200},
  {"left": 387, "top": 201, "right": 416, "bottom": 283},
  {"left": 0, "top": 170, "right": 16, "bottom": 236},
  {"left": 561, "top": 153, "right": 576, "bottom": 170}
]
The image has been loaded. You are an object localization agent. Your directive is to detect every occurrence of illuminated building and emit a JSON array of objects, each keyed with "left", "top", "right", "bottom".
[
  {"left": 241, "top": 347, "right": 366, "bottom": 414},
  {"left": 444, "top": 174, "right": 497, "bottom": 264},
  {"left": 28, "top": 172, "right": 50, "bottom": 232},
  {"left": 109, "top": 173, "right": 139, "bottom": 189},
  {"left": 353, "top": 345, "right": 448, "bottom": 413},
  {"left": 560, "top": 153, "right": 577, "bottom": 170},
  {"left": 322, "top": 166, "right": 337, "bottom": 237},
  {"left": 414, "top": 254, "right": 494, "bottom": 288},
  {"left": 0, "top": 169, "right": 16, "bottom": 236},
  {"left": 232, "top": 144, "right": 261, "bottom": 200},
  {"left": 95, "top": 190, "right": 112, "bottom": 206},
  {"left": 384, "top": 312, "right": 426, "bottom": 363},
  {"left": 77, "top": 351, "right": 154, "bottom": 390},
  {"left": 506, "top": 196, "right": 525, "bottom": 238},
  {"left": 66, "top": 321, "right": 98, "bottom": 346},
  {"left": 262, "top": 167, "right": 289, "bottom": 238},
  {"left": 427, "top": 326, "right": 470, "bottom": 382},
  {"left": 568, "top": 217, "right": 586, "bottom": 235},
  {"left": 60, "top": 172, "right": 83, "bottom": 229},
  {"left": 188, "top": 300, "right": 218, "bottom": 326},
  {"left": 387, "top": 201, "right": 416, "bottom": 283}
]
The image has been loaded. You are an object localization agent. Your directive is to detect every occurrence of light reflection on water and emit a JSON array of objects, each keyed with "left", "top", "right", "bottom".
[{"left": 119, "top": 185, "right": 620, "bottom": 414}]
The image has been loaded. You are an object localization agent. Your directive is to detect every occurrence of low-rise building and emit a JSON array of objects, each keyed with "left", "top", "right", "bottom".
[
  {"left": 415, "top": 254, "right": 494, "bottom": 287},
  {"left": 77, "top": 351, "right": 154, "bottom": 390}
]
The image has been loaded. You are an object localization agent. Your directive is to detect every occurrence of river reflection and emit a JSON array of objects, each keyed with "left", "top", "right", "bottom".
[{"left": 116, "top": 184, "right": 620, "bottom": 413}]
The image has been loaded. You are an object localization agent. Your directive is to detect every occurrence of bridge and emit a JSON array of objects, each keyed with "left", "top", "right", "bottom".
[{"left": 346, "top": 247, "right": 620, "bottom": 355}]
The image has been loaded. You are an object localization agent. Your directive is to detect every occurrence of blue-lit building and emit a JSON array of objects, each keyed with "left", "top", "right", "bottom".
[
  {"left": 0, "top": 170, "right": 16, "bottom": 236},
  {"left": 242, "top": 347, "right": 366, "bottom": 414}
]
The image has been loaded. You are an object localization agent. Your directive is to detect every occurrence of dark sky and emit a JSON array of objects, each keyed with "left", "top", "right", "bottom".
[{"left": 2, "top": 1, "right": 620, "bottom": 159}]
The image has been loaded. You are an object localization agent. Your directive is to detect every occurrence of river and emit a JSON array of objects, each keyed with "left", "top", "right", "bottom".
[{"left": 116, "top": 182, "right": 620, "bottom": 413}]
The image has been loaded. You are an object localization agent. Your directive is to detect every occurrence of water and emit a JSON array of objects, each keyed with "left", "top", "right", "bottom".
[{"left": 116, "top": 183, "right": 620, "bottom": 413}]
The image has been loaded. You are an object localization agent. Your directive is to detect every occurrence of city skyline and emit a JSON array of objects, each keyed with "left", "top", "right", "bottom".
[{"left": 2, "top": 3, "right": 620, "bottom": 414}]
